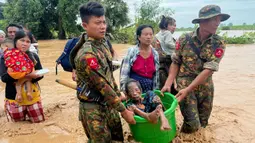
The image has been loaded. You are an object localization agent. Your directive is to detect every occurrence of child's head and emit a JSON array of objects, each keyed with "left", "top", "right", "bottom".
[
  {"left": 0, "top": 30, "right": 6, "bottom": 43},
  {"left": 125, "top": 79, "right": 142, "bottom": 100},
  {"left": 1, "top": 38, "right": 14, "bottom": 51}
]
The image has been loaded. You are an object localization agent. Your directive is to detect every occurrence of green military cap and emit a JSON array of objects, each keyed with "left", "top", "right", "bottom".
[{"left": 192, "top": 5, "right": 230, "bottom": 24}]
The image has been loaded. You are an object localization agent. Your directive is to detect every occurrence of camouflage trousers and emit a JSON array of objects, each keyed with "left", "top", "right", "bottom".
[
  {"left": 178, "top": 77, "right": 214, "bottom": 133},
  {"left": 159, "top": 55, "right": 178, "bottom": 95},
  {"left": 79, "top": 102, "right": 124, "bottom": 143}
]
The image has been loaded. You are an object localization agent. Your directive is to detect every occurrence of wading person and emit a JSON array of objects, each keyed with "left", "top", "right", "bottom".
[
  {"left": 161, "top": 5, "right": 230, "bottom": 133},
  {"left": 69, "top": 2, "right": 135, "bottom": 142}
]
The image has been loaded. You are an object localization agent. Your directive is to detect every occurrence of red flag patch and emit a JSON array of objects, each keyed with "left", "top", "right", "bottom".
[
  {"left": 86, "top": 57, "right": 99, "bottom": 70},
  {"left": 176, "top": 41, "right": 180, "bottom": 50},
  {"left": 214, "top": 48, "right": 224, "bottom": 58}
]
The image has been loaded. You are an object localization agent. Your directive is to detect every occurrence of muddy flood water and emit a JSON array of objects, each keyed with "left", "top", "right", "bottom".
[{"left": 0, "top": 40, "right": 255, "bottom": 143}]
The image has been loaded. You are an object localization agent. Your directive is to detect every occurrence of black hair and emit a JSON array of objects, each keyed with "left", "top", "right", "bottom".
[
  {"left": 159, "top": 15, "right": 176, "bottom": 30},
  {"left": 79, "top": 2, "right": 105, "bottom": 23},
  {"left": 136, "top": 24, "right": 154, "bottom": 44},
  {"left": 14, "top": 30, "right": 36, "bottom": 64},
  {"left": 125, "top": 78, "right": 142, "bottom": 96},
  {"left": 5, "top": 23, "right": 23, "bottom": 33}
]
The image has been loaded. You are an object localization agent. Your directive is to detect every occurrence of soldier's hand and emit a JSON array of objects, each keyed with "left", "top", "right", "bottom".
[
  {"left": 175, "top": 88, "right": 189, "bottom": 102},
  {"left": 72, "top": 70, "right": 76, "bottom": 81},
  {"left": 161, "top": 84, "right": 171, "bottom": 93},
  {"left": 121, "top": 109, "right": 136, "bottom": 124},
  {"left": 174, "top": 79, "right": 178, "bottom": 90}
]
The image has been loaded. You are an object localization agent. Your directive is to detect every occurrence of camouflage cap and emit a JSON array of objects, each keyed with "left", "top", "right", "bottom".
[{"left": 192, "top": 5, "right": 230, "bottom": 24}]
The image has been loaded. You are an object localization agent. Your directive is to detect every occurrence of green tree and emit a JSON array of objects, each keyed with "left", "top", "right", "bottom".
[
  {"left": 3, "top": 0, "right": 129, "bottom": 39},
  {"left": 0, "top": 2, "right": 4, "bottom": 20},
  {"left": 3, "top": 0, "right": 44, "bottom": 38},
  {"left": 135, "top": 0, "right": 174, "bottom": 32},
  {"left": 37, "top": 0, "right": 58, "bottom": 39},
  {"left": 115, "top": 0, "right": 174, "bottom": 44},
  {"left": 102, "top": 0, "right": 129, "bottom": 33}
]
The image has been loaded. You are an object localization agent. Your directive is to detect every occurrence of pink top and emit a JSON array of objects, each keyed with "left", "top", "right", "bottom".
[{"left": 131, "top": 51, "right": 156, "bottom": 79}]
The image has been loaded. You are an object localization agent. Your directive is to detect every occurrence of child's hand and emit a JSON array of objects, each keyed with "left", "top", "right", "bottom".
[
  {"left": 119, "top": 93, "right": 127, "bottom": 101},
  {"left": 127, "top": 105, "right": 136, "bottom": 112}
]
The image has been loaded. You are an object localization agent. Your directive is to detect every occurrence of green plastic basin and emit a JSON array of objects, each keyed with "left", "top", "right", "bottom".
[{"left": 127, "top": 90, "right": 178, "bottom": 143}]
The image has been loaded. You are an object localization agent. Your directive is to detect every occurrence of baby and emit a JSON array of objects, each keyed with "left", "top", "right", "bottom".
[
  {"left": 125, "top": 78, "right": 171, "bottom": 131},
  {"left": 2, "top": 38, "right": 34, "bottom": 102}
]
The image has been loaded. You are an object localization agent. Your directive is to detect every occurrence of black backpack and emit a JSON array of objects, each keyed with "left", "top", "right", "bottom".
[
  {"left": 56, "top": 37, "right": 80, "bottom": 74},
  {"left": 56, "top": 37, "right": 114, "bottom": 74}
]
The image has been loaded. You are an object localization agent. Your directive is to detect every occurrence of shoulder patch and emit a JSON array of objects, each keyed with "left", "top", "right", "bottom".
[
  {"left": 175, "top": 40, "right": 180, "bottom": 50},
  {"left": 86, "top": 57, "right": 99, "bottom": 70},
  {"left": 214, "top": 48, "right": 224, "bottom": 58}
]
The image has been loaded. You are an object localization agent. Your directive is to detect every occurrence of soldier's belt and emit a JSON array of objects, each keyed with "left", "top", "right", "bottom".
[{"left": 78, "top": 84, "right": 104, "bottom": 104}]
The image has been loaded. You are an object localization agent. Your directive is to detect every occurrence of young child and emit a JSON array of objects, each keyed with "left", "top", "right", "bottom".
[
  {"left": 125, "top": 78, "right": 171, "bottom": 131},
  {"left": 2, "top": 38, "right": 34, "bottom": 102}
]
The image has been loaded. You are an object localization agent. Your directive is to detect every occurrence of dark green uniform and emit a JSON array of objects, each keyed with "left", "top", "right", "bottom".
[
  {"left": 70, "top": 33, "right": 125, "bottom": 142},
  {"left": 172, "top": 29, "right": 226, "bottom": 133}
]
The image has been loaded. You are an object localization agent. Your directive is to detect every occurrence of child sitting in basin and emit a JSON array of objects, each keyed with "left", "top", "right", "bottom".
[{"left": 125, "top": 78, "right": 171, "bottom": 131}]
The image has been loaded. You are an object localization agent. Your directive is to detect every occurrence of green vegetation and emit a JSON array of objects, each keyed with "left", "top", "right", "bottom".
[
  {"left": 0, "top": 0, "right": 254, "bottom": 44},
  {"left": 223, "top": 32, "right": 255, "bottom": 44},
  {"left": 220, "top": 23, "right": 255, "bottom": 30},
  {"left": 0, "top": 0, "right": 129, "bottom": 39},
  {"left": 113, "top": 0, "right": 174, "bottom": 44}
]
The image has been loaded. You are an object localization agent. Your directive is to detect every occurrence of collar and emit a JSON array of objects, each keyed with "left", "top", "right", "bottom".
[
  {"left": 192, "top": 27, "right": 219, "bottom": 43},
  {"left": 85, "top": 36, "right": 106, "bottom": 44}
]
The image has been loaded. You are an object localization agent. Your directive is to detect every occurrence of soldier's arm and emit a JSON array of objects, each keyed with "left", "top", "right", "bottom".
[
  {"left": 186, "top": 40, "right": 226, "bottom": 92},
  {"left": 203, "top": 40, "right": 226, "bottom": 72},
  {"left": 80, "top": 54, "right": 125, "bottom": 112}
]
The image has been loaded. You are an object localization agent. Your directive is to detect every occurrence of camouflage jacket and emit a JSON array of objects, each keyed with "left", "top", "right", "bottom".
[
  {"left": 70, "top": 33, "right": 125, "bottom": 112},
  {"left": 172, "top": 28, "right": 226, "bottom": 78}
]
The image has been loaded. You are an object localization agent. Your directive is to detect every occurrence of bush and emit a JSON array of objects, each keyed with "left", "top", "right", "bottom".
[
  {"left": 221, "top": 26, "right": 231, "bottom": 30},
  {"left": 113, "top": 26, "right": 137, "bottom": 44},
  {"left": 223, "top": 32, "right": 255, "bottom": 44}
]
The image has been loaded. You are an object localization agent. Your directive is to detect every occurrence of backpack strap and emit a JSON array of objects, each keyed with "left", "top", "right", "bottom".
[{"left": 185, "top": 34, "right": 207, "bottom": 63}]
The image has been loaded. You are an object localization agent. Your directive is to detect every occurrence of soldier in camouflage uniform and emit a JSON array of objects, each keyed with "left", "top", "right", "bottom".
[
  {"left": 69, "top": 2, "right": 135, "bottom": 142},
  {"left": 161, "top": 5, "right": 230, "bottom": 133}
]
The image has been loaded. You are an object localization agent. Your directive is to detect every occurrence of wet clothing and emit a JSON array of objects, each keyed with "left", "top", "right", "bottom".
[
  {"left": 120, "top": 45, "right": 159, "bottom": 93},
  {"left": 172, "top": 28, "right": 226, "bottom": 133},
  {"left": 69, "top": 33, "right": 125, "bottom": 142},
  {"left": 5, "top": 100, "right": 45, "bottom": 123},
  {"left": 0, "top": 52, "right": 43, "bottom": 100},
  {"left": 126, "top": 91, "right": 163, "bottom": 113},
  {"left": 79, "top": 102, "right": 123, "bottom": 143},
  {"left": 0, "top": 52, "right": 44, "bottom": 123}
]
